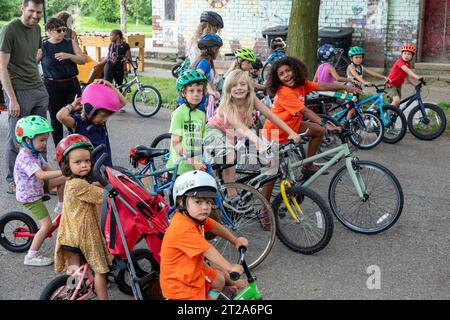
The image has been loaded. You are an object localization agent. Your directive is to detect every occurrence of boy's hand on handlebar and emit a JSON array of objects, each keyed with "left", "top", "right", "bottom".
[
  {"left": 229, "top": 264, "right": 244, "bottom": 276},
  {"left": 234, "top": 237, "right": 248, "bottom": 250}
]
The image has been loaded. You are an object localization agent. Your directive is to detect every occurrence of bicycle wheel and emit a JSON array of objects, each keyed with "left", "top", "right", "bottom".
[
  {"left": 0, "top": 211, "right": 38, "bottom": 252},
  {"left": 40, "top": 274, "right": 93, "bottom": 300},
  {"left": 333, "top": 55, "right": 350, "bottom": 77},
  {"left": 212, "top": 182, "right": 276, "bottom": 270},
  {"left": 261, "top": 62, "right": 272, "bottom": 82},
  {"left": 150, "top": 132, "right": 172, "bottom": 186},
  {"left": 375, "top": 105, "right": 407, "bottom": 144},
  {"left": 115, "top": 248, "right": 160, "bottom": 297},
  {"left": 348, "top": 112, "right": 384, "bottom": 149},
  {"left": 171, "top": 62, "right": 182, "bottom": 78},
  {"left": 132, "top": 85, "right": 162, "bottom": 118},
  {"left": 271, "top": 186, "right": 334, "bottom": 254},
  {"left": 328, "top": 160, "right": 404, "bottom": 234},
  {"left": 407, "top": 103, "right": 447, "bottom": 140}
]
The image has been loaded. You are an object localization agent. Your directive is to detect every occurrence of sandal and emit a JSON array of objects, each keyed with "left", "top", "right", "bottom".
[{"left": 6, "top": 183, "right": 16, "bottom": 194}]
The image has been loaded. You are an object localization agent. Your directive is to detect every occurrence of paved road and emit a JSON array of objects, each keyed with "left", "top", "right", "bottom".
[{"left": 0, "top": 85, "right": 449, "bottom": 300}]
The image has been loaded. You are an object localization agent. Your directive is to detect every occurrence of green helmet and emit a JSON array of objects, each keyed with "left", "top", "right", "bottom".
[
  {"left": 15, "top": 115, "right": 53, "bottom": 143},
  {"left": 348, "top": 46, "right": 365, "bottom": 58},
  {"left": 234, "top": 48, "right": 257, "bottom": 62},
  {"left": 176, "top": 69, "right": 207, "bottom": 92}
]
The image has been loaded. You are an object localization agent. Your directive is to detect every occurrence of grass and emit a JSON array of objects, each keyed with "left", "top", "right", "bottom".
[
  {"left": 1, "top": 16, "right": 152, "bottom": 37},
  {"left": 437, "top": 102, "right": 450, "bottom": 130}
]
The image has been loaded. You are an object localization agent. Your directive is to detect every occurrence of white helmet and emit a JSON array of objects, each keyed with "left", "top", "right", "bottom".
[{"left": 173, "top": 170, "right": 218, "bottom": 201}]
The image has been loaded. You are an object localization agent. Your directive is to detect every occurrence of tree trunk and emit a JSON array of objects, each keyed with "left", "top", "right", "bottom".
[
  {"left": 287, "top": 0, "right": 321, "bottom": 80},
  {"left": 120, "top": 0, "right": 127, "bottom": 34}
]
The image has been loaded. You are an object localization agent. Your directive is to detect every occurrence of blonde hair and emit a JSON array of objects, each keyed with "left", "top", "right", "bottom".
[
  {"left": 192, "top": 22, "right": 220, "bottom": 43},
  {"left": 216, "top": 69, "right": 255, "bottom": 128}
]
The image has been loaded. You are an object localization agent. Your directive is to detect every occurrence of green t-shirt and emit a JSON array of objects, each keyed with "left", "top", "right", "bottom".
[
  {"left": 0, "top": 19, "right": 42, "bottom": 90},
  {"left": 166, "top": 104, "right": 206, "bottom": 175}
]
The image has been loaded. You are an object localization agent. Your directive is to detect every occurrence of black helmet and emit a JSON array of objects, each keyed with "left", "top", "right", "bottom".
[
  {"left": 197, "top": 33, "right": 223, "bottom": 50},
  {"left": 200, "top": 11, "right": 224, "bottom": 29}
]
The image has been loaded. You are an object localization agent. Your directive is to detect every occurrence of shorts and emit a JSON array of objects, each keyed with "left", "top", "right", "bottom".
[
  {"left": 204, "top": 266, "right": 218, "bottom": 295},
  {"left": 386, "top": 86, "right": 402, "bottom": 100},
  {"left": 23, "top": 198, "right": 50, "bottom": 221},
  {"left": 21, "top": 180, "right": 50, "bottom": 221},
  {"left": 203, "top": 125, "right": 236, "bottom": 165}
]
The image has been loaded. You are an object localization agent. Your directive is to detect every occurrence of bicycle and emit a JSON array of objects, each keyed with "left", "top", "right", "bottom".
[
  {"left": 116, "top": 56, "right": 162, "bottom": 118},
  {"left": 171, "top": 56, "right": 190, "bottom": 78},
  {"left": 395, "top": 79, "right": 447, "bottom": 140},
  {"left": 122, "top": 144, "right": 277, "bottom": 270},
  {"left": 331, "top": 47, "right": 351, "bottom": 77},
  {"left": 285, "top": 128, "right": 404, "bottom": 234}
]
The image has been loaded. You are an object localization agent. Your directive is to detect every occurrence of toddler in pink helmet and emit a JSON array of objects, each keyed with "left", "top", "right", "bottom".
[{"left": 56, "top": 79, "right": 127, "bottom": 167}]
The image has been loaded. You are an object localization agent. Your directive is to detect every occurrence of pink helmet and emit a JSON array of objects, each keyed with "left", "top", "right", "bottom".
[{"left": 81, "top": 83, "right": 121, "bottom": 118}]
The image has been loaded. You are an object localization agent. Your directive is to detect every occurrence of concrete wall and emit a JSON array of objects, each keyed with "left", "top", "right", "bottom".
[{"left": 152, "top": 0, "right": 421, "bottom": 68}]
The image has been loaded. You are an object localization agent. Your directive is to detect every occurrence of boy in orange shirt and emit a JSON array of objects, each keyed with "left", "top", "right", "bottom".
[
  {"left": 160, "top": 170, "right": 248, "bottom": 300},
  {"left": 387, "top": 43, "right": 423, "bottom": 108}
]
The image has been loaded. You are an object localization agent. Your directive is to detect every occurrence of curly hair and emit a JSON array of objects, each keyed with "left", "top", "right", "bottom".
[{"left": 266, "top": 56, "right": 308, "bottom": 96}]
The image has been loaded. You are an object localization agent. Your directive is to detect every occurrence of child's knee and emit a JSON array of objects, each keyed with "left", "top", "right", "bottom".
[{"left": 211, "top": 270, "right": 226, "bottom": 291}]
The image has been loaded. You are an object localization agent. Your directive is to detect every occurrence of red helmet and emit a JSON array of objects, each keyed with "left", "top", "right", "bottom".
[
  {"left": 56, "top": 134, "right": 93, "bottom": 165},
  {"left": 401, "top": 43, "right": 416, "bottom": 55}
]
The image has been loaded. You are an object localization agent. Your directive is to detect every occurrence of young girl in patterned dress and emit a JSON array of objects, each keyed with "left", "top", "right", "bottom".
[{"left": 54, "top": 134, "right": 111, "bottom": 300}]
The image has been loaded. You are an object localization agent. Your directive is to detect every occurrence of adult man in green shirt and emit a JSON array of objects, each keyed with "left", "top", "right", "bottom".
[{"left": 0, "top": 0, "right": 49, "bottom": 194}]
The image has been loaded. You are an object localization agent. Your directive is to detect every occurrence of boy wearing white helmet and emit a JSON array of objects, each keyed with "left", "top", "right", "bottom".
[{"left": 160, "top": 170, "right": 248, "bottom": 300}]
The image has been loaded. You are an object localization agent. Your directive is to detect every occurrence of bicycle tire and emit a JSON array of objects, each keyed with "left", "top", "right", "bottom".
[
  {"left": 328, "top": 160, "right": 404, "bottom": 234},
  {"left": 116, "top": 248, "right": 160, "bottom": 297},
  {"left": 213, "top": 182, "right": 276, "bottom": 270},
  {"left": 373, "top": 105, "right": 407, "bottom": 144},
  {"left": 0, "top": 211, "right": 38, "bottom": 252},
  {"left": 333, "top": 55, "right": 350, "bottom": 77},
  {"left": 150, "top": 132, "right": 172, "bottom": 187},
  {"left": 261, "top": 62, "right": 272, "bottom": 82},
  {"left": 132, "top": 85, "right": 162, "bottom": 118},
  {"left": 348, "top": 112, "right": 384, "bottom": 150},
  {"left": 407, "top": 103, "right": 447, "bottom": 140},
  {"left": 271, "top": 185, "right": 334, "bottom": 254},
  {"left": 171, "top": 62, "right": 182, "bottom": 78}
]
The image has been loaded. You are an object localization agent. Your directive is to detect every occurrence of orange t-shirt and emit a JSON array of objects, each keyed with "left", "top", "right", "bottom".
[
  {"left": 160, "top": 211, "right": 218, "bottom": 300},
  {"left": 262, "top": 81, "right": 319, "bottom": 144}
]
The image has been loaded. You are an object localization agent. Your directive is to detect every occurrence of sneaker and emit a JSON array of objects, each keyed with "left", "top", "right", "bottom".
[
  {"left": 24, "top": 253, "right": 54, "bottom": 266},
  {"left": 6, "top": 183, "right": 16, "bottom": 195},
  {"left": 53, "top": 202, "right": 63, "bottom": 214}
]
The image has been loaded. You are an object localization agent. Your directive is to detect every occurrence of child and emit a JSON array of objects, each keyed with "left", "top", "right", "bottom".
[
  {"left": 204, "top": 69, "right": 293, "bottom": 201},
  {"left": 177, "top": 33, "right": 223, "bottom": 112},
  {"left": 56, "top": 79, "right": 127, "bottom": 168},
  {"left": 167, "top": 70, "right": 208, "bottom": 176},
  {"left": 14, "top": 115, "right": 66, "bottom": 266},
  {"left": 346, "top": 46, "right": 389, "bottom": 87},
  {"left": 188, "top": 11, "right": 224, "bottom": 62},
  {"left": 386, "top": 43, "right": 422, "bottom": 108},
  {"left": 95, "top": 30, "right": 131, "bottom": 89},
  {"left": 313, "top": 44, "right": 357, "bottom": 84},
  {"left": 160, "top": 170, "right": 248, "bottom": 300},
  {"left": 249, "top": 58, "right": 266, "bottom": 99},
  {"left": 54, "top": 134, "right": 111, "bottom": 300}
]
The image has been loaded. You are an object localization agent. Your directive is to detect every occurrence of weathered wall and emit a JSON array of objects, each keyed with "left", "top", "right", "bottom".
[{"left": 152, "top": 0, "right": 421, "bottom": 68}]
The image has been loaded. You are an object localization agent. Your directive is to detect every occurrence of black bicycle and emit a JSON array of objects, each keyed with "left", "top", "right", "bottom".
[{"left": 396, "top": 79, "right": 447, "bottom": 140}]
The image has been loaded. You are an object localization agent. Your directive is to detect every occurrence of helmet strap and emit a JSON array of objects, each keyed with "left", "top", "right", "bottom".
[
  {"left": 179, "top": 198, "right": 206, "bottom": 225},
  {"left": 21, "top": 139, "right": 39, "bottom": 159}
]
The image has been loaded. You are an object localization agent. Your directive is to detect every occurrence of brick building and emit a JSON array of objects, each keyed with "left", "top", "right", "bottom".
[{"left": 152, "top": 0, "right": 450, "bottom": 69}]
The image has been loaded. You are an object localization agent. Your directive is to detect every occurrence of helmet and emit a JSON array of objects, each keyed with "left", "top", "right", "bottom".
[
  {"left": 176, "top": 69, "right": 207, "bottom": 92},
  {"left": 317, "top": 44, "right": 336, "bottom": 62},
  {"left": 197, "top": 33, "right": 223, "bottom": 50},
  {"left": 234, "top": 48, "right": 256, "bottom": 62},
  {"left": 271, "top": 37, "right": 286, "bottom": 50},
  {"left": 56, "top": 134, "right": 93, "bottom": 165},
  {"left": 252, "top": 58, "right": 263, "bottom": 70},
  {"left": 200, "top": 11, "right": 224, "bottom": 29},
  {"left": 15, "top": 115, "right": 53, "bottom": 143},
  {"left": 81, "top": 83, "right": 121, "bottom": 119},
  {"left": 401, "top": 43, "right": 416, "bottom": 55},
  {"left": 173, "top": 170, "right": 218, "bottom": 201},
  {"left": 348, "top": 46, "right": 365, "bottom": 58}
]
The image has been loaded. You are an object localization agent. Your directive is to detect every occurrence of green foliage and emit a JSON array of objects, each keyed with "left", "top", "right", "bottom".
[
  {"left": 128, "top": 0, "right": 152, "bottom": 25},
  {"left": 45, "top": 0, "right": 79, "bottom": 17},
  {"left": 0, "top": 0, "right": 21, "bottom": 21},
  {"left": 95, "top": 0, "right": 120, "bottom": 23}
]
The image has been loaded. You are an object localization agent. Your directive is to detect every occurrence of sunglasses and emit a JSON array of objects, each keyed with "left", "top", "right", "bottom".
[{"left": 55, "top": 27, "right": 67, "bottom": 33}]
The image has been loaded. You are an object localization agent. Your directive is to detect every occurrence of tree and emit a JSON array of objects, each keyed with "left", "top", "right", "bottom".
[
  {"left": 0, "top": 0, "right": 21, "bottom": 21},
  {"left": 286, "top": 0, "right": 320, "bottom": 79},
  {"left": 120, "top": 0, "right": 127, "bottom": 33}
]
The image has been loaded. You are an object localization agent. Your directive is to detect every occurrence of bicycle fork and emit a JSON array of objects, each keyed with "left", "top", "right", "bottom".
[
  {"left": 280, "top": 179, "right": 302, "bottom": 224},
  {"left": 345, "top": 157, "right": 368, "bottom": 201}
]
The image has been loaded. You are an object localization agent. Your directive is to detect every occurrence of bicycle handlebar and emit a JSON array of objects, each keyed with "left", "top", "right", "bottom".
[
  {"left": 229, "top": 246, "right": 247, "bottom": 281},
  {"left": 93, "top": 153, "right": 110, "bottom": 187},
  {"left": 92, "top": 144, "right": 106, "bottom": 160}
]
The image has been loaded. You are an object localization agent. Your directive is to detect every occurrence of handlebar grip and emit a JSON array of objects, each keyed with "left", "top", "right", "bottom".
[
  {"left": 229, "top": 272, "right": 240, "bottom": 281},
  {"left": 93, "top": 153, "right": 110, "bottom": 187}
]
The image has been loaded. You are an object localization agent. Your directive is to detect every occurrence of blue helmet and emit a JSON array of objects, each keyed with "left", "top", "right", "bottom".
[
  {"left": 317, "top": 44, "right": 335, "bottom": 62},
  {"left": 197, "top": 33, "right": 223, "bottom": 50}
]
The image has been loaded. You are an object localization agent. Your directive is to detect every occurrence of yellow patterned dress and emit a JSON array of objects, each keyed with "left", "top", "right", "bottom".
[{"left": 54, "top": 178, "right": 111, "bottom": 274}]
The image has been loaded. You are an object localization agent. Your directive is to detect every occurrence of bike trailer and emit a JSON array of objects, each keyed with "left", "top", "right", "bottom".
[{"left": 101, "top": 167, "right": 169, "bottom": 263}]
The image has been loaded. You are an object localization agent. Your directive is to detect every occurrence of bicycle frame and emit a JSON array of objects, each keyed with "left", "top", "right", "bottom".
[
  {"left": 14, "top": 212, "right": 61, "bottom": 239},
  {"left": 399, "top": 87, "right": 422, "bottom": 113},
  {"left": 358, "top": 92, "right": 394, "bottom": 127}
]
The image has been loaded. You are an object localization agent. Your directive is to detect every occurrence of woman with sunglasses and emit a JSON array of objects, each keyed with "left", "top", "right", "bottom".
[{"left": 37, "top": 17, "right": 85, "bottom": 147}]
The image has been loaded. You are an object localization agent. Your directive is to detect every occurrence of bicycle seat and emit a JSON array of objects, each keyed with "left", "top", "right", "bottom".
[
  {"left": 60, "top": 245, "right": 87, "bottom": 264},
  {"left": 133, "top": 145, "right": 169, "bottom": 160}
]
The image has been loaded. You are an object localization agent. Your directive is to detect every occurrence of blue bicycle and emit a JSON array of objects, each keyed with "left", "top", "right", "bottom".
[{"left": 119, "top": 144, "right": 277, "bottom": 270}]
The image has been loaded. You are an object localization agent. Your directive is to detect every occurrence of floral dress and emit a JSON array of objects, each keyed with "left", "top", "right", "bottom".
[{"left": 54, "top": 178, "right": 111, "bottom": 273}]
